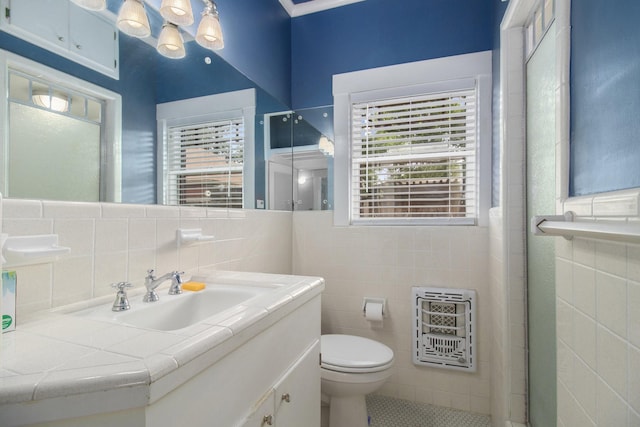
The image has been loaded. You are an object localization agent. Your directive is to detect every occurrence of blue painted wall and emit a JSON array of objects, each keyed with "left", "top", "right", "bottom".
[
  {"left": 213, "top": 0, "right": 292, "bottom": 107},
  {"left": 570, "top": 1, "right": 640, "bottom": 196},
  {"left": 290, "top": 0, "right": 494, "bottom": 109}
]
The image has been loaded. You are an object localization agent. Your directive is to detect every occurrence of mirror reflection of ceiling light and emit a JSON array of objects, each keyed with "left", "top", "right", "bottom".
[
  {"left": 70, "top": 0, "right": 105, "bottom": 11},
  {"left": 32, "top": 90, "right": 69, "bottom": 113},
  {"left": 319, "top": 136, "right": 335, "bottom": 157}
]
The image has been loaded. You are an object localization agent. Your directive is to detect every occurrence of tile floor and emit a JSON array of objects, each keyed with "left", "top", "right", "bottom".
[{"left": 365, "top": 395, "right": 492, "bottom": 427}]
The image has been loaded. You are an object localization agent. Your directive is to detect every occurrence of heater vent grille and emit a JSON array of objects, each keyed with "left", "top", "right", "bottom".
[{"left": 412, "top": 287, "right": 476, "bottom": 372}]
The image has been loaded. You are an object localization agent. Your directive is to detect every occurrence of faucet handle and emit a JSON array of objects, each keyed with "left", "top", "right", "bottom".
[
  {"left": 111, "top": 282, "right": 132, "bottom": 312},
  {"left": 111, "top": 282, "right": 133, "bottom": 291},
  {"left": 146, "top": 269, "right": 156, "bottom": 279},
  {"left": 168, "top": 271, "right": 186, "bottom": 295}
]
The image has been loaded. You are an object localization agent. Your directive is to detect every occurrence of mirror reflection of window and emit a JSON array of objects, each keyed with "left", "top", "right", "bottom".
[
  {"left": 7, "top": 70, "right": 105, "bottom": 202},
  {"left": 265, "top": 108, "right": 334, "bottom": 211}
]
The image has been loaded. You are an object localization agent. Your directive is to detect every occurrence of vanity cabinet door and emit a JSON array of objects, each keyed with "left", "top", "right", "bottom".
[
  {"left": 240, "top": 390, "right": 276, "bottom": 427},
  {"left": 273, "top": 341, "right": 320, "bottom": 427},
  {"left": 5, "top": 0, "right": 68, "bottom": 49}
]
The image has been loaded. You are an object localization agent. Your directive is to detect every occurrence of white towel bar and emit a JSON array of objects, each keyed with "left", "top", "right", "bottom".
[{"left": 531, "top": 211, "right": 640, "bottom": 244}]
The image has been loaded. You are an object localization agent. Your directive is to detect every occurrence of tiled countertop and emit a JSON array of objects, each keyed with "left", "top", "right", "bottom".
[{"left": 0, "top": 270, "right": 324, "bottom": 421}]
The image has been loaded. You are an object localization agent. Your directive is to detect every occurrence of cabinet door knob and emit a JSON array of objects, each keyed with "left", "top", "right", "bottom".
[
  {"left": 281, "top": 393, "right": 290, "bottom": 403},
  {"left": 261, "top": 415, "right": 273, "bottom": 426},
  {"left": 74, "top": 43, "right": 82, "bottom": 50},
  {"left": 57, "top": 35, "right": 64, "bottom": 42}
]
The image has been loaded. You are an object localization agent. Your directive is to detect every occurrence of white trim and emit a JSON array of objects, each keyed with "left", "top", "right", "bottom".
[
  {"left": 279, "top": 0, "right": 366, "bottom": 17},
  {"left": 499, "top": 0, "right": 571, "bottom": 425},
  {"left": 0, "top": 49, "right": 122, "bottom": 202},
  {"left": 156, "top": 89, "right": 256, "bottom": 209},
  {"left": 332, "top": 51, "right": 492, "bottom": 227}
]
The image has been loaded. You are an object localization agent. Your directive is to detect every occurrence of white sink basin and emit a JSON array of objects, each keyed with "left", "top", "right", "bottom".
[{"left": 74, "top": 284, "right": 270, "bottom": 331}]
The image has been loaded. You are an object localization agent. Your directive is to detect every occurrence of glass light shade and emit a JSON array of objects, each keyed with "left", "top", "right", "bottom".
[
  {"left": 196, "top": 13, "right": 224, "bottom": 50},
  {"left": 157, "top": 23, "right": 186, "bottom": 59},
  {"left": 32, "top": 91, "right": 69, "bottom": 113},
  {"left": 117, "top": 0, "right": 151, "bottom": 38},
  {"left": 70, "top": 0, "right": 106, "bottom": 11},
  {"left": 160, "top": 0, "right": 194, "bottom": 26}
]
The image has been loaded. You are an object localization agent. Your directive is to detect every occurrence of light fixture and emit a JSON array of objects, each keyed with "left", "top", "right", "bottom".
[
  {"left": 32, "top": 90, "right": 69, "bottom": 113},
  {"left": 117, "top": 0, "right": 151, "bottom": 38},
  {"left": 115, "top": 0, "right": 225, "bottom": 59},
  {"left": 157, "top": 22, "right": 186, "bottom": 59},
  {"left": 70, "top": 0, "right": 106, "bottom": 11},
  {"left": 160, "top": 0, "right": 194, "bottom": 26},
  {"left": 196, "top": 0, "right": 224, "bottom": 50}
]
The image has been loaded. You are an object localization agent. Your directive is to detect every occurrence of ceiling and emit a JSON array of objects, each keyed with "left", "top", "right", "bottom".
[{"left": 278, "top": 0, "right": 365, "bottom": 17}]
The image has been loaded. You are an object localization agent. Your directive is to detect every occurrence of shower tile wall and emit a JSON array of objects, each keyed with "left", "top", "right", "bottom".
[
  {"left": 1, "top": 199, "right": 292, "bottom": 320},
  {"left": 555, "top": 237, "right": 640, "bottom": 426},
  {"left": 292, "top": 211, "right": 492, "bottom": 415}
]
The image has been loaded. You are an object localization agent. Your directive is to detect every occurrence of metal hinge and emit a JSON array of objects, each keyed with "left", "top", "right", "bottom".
[{"left": 114, "top": 59, "right": 117, "bottom": 69}]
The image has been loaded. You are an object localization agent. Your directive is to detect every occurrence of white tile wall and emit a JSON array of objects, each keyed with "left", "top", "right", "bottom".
[
  {"left": 1, "top": 200, "right": 292, "bottom": 321},
  {"left": 556, "top": 238, "right": 640, "bottom": 426},
  {"left": 292, "top": 211, "right": 492, "bottom": 415}
]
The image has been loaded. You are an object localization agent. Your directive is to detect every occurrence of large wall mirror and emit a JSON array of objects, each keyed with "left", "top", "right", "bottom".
[{"left": 0, "top": 0, "right": 334, "bottom": 211}]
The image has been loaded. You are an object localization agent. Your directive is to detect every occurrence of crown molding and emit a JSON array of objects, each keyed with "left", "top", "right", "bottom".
[{"left": 279, "top": 0, "right": 365, "bottom": 17}]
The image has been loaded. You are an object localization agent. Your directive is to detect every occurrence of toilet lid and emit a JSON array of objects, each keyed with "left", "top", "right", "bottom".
[{"left": 321, "top": 334, "right": 394, "bottom": 373}]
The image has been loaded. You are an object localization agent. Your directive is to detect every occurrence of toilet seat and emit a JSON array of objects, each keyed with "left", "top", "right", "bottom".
[{"left": 321, "top": 334, "right": 394, "bottom": 373}]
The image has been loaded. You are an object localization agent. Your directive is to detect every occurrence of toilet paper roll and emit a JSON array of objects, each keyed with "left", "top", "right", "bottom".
[{"left": 365, "top": 302, "right": 384, "bottom": 322}]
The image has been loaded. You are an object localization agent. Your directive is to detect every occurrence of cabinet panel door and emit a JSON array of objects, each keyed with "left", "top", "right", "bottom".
[
  {"left": 8, "top": 0, "right": 68, "bottom": 49},
  {"left": 240, "top": 390, "right": 275, "bottom": 427},
  {"left": 69, "top": 4, "right": 117, "bottom": 72},
  {"left": 273, "top": 341, "right": 321, "bottom": 427}
]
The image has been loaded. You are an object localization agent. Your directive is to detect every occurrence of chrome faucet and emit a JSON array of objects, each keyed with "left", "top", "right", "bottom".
[{"left": 143, "top": 269, "right": 184, "bottom": 302}]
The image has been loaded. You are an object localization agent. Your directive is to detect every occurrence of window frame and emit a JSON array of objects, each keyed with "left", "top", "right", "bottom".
[
  {"left": 333, "top": 51, "right": 492, "bottom": 226},
  {"left": 156, "top": 89, "right": 256, "bottom": 209}
]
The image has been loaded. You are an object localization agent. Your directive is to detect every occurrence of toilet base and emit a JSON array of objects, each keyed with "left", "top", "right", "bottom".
[{"left": 328, "top": 395, "right": 368, "bottom": 427}]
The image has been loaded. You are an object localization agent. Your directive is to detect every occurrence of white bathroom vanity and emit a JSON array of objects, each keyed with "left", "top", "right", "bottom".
[{"left": 0, "top": 270, "right": 323, "bottom": 427}]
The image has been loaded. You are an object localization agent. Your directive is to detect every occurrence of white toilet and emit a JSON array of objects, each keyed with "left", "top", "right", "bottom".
[{"left": 320, "top": 334, "right": 394, "bottom": 427}]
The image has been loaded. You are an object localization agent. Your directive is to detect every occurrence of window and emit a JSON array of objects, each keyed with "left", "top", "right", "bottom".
[
  {"left": 166, "top": 118, "right": 244, "bottom": 208},
  {"left": 350, "top": 88, "right": 477, "bottom": 223},
  {"left": 333, "top": 51, "right": 491, "bottom": 226},
  {"left": 525, "top": 0, "right": 556, "bottom": 58},
  {"left": 157, "top": 89, "right": 256, "bottom": 209}
]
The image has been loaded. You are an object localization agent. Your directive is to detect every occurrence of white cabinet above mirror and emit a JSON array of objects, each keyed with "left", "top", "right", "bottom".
[{"left": 0, "top": 0, "right": 119, "bottom": 79}]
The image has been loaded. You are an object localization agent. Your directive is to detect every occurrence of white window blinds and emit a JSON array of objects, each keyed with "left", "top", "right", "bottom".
[
  {"left": 351, "top": 88, "right": 477, "bottom": 224},
  {"left": 166, "top": 117, "right": 244, "bottom": 208}
]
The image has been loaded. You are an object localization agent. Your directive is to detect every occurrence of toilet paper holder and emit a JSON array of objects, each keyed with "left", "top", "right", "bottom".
[{"left": 362, "top": 297, "right": 386, "bottom": 317}]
